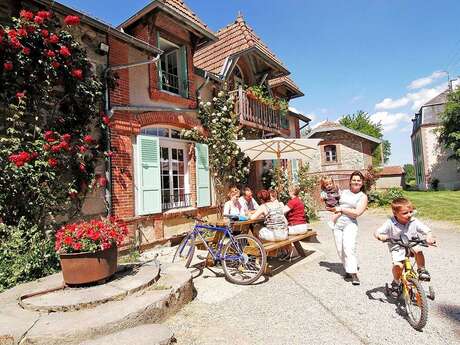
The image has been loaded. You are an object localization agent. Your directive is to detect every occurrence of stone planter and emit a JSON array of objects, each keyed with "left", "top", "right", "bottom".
[{"left": 59, "top": 245, "right": 117, "bottom": 285}]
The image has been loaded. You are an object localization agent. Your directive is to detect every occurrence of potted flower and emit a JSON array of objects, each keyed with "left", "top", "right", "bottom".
[{"left": 55, "top": 216, "right": 128, "bottom": 285}]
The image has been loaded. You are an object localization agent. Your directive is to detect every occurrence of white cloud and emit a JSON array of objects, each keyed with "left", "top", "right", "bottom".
[
  {"left": 407, "top": 71, "right": 447, "bottom": 90},
  {"left": 289, "top": 107, "right": 316, "bottom": 122},
  {"left": 375, "top": 97, "right": 410, "bottom": 110},
  {"left": 370, "top": 111, "right": 411, "bottom": 132},
  {"left": 406, "top": 83, "right": 447, "bottom": 110}
]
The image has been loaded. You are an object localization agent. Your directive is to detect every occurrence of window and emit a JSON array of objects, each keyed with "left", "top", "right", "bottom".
[
  {"left": 324, "top": 145, "right": 337, "bottom": 163},
  {"left": 139, "top": 127, "right": 191, "bottom": 211},
  {"left": 232, "top": 65, "right": 245, "bottom": 89},
  {"left": 158, "top": 36, "right": 188, "bottom": 97}
]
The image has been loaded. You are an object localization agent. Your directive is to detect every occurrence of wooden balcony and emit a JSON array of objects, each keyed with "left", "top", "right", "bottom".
[{"left": 231, "top": 86, "right": 288, "bottom": 134}]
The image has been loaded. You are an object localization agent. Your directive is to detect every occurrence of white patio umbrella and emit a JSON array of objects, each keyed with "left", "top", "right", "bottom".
[{"left": 233, "top": 137, "right": 322, "bottom": 189}]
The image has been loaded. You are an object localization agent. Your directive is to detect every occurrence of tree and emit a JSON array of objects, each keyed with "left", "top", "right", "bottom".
[
  {"left": 339, "top": 110, "right": 391, "bottom": 164},
  {"left": 403, "top": 164, "right": 415, "bottom": 184},
  {"left": 439, "top": 87, "right": 460, "bottom": 161}
]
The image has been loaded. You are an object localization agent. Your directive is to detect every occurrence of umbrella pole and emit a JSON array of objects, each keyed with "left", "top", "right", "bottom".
[{"left": 276, "top": 150, "right": 281, "bottom": 195}]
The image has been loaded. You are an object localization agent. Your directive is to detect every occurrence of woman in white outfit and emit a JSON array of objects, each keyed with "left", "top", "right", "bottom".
[
  {"left": 223, "top": 187, "right": 245, "bottom": 217},
  {"left": 326, "top": 171, "right": 368, "bottom": 285}
]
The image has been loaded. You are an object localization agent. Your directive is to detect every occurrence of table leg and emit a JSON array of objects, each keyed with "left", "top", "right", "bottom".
[{"left": 293, "top": 241, "right": 306, "bottom": 257}]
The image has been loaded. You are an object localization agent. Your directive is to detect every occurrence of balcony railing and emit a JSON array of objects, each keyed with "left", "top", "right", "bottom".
[
  {"left": 231, "top": 85, "right": 288, "bottom": 133},
  {"left": 162, "top": 192, "right": 192, "bottom": 211}
]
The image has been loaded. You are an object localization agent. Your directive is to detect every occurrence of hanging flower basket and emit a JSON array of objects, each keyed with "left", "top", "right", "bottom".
[{"left": 55, "top": 217, "right": 128, "bottom": 285}]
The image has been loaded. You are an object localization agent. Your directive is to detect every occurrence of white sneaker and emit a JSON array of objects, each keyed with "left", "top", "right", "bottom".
[{"left": 327, "top": 221, "right": 335, "bottom": 230}]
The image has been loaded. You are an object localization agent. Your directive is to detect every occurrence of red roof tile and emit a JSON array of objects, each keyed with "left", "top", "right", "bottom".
[
  {"left": 162, "top": 0, "right": 211, "bottom": 34},
  {"left": 194, "top": 15, "right": 286, "bottom": 75},
  {"left": 268, "top": 76, "right": 304, "bottom": 97},
  {"left": 380, "top": 166, "right": 404, "bottom": 176}
]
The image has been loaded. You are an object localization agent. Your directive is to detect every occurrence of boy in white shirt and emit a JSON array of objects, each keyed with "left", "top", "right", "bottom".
[{"left": 374, "top": 197, "right": 436, "bottom": 296}]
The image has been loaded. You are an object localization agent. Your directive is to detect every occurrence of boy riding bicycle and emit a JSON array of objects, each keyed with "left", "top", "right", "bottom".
[{"left": 374, "top": 197, "right": 436, "bottom": 297}]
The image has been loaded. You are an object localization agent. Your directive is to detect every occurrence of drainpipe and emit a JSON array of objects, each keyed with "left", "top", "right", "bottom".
[
  {"left": 196, "top": 71, "right": 211, "bottom": 97},
  {"left": 103, "top": 54, "right": 161, "bottom": 215}
]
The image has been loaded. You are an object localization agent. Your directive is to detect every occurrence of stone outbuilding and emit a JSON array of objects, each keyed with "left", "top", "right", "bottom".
[{"left": 375, "top": 166, "right": 405, "bottom": 189}]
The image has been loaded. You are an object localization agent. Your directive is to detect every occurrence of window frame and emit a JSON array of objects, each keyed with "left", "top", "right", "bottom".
[{"left": 324, "top": 144, "right": 338, "bottom": 163}]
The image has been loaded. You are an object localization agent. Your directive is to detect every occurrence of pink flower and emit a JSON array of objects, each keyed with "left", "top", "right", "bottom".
[
  {"left": 71, "top": 69, "right": 83, "bottom": 79},
  {"left": 64, "top": 15, "right": 80, "bottom": 26},
  {"left": 97, "top": 176, "right": 108, "bottom": 187},
  {"left": 79, "top": 146, "right": 87, "bottom": 153},
  {"left": 59, "top": 46, "right": 71, "bottom": 57},
  {"left": 20, "top": 10, "right": 34, "bottom": 21},
  {"left": 16, "top": 91, "right": 25, "bottom": 99},
  {"left": 3, "top": 62, "right": 13, "bottom": 71}
]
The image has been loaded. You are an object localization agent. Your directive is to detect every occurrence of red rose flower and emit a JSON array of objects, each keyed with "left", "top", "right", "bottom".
[
  {"left": 71, "top": 69, "right": 83, "bottom": 79},
  {"left": 44, "top": 130, "right": 56, "bottom": 142},
  {"left": 62, "top": 133, "right": 71, "bottom": 142},
  {"left": 43, "top": 144, "right": 51, "bottom": 151},
  {"left": 41, "top": 29, "right": 49, "bottom": 38},
  {"left": 68, "top": 191, "right": 78, "bottom": 199},
  {"left": 20, "top": 10, "right": 34, "bottom": 21},
  {"left": 33, "top": 16, "right": 44, "bottom": 25},
  {"left": 79, "top": 163, "right": 86, "bottom": 172},
  {"left": 26, "top": 25, "right": 35, "bottom": 33},
  {"left": 48, "top": 158, "right": 58, "bottom": 168},
  {"left": 59, "top": 46, "right": 71, "bottom": 57},
  {"left": 31, "top": 152, "right": 39, "bottom": 160},
  {"left": 72, "top": 242, "right": 82, "bottom": 251},
  {"left": 51, "top": 61, "right": 60, "bottom": 69},
  {"left": 49, "top": 34, "right": 59, "bottom": 44},
  {"left": 37, "top": 11, "right": 51, "bottom": 19},
  {"left": 3, "top": 62, "right": 13, "bottom": 71},
  {"left": 64, "top": 236, "right": 73, "bottom": 245},
  {"left": 16, "top": 91, "right": 25, "bottom": 99},
  {"left": 10, "top": 38, "right": 22, "bottom": 49},
  {"left": 46, "top": 50, "right": 55, "bottom": 57},
  {"left": 9, "top": 151, "right": 32, "bottom": 167},
  {"left": 102, "top": 115, "right": 110, "bottom": 125},
  {"left": 83, "top": 135, "right": 93, "bottom": 144},
  {"left": 59, "top": 141, "right": 70, "bottom": 151},
  {"left": 22, "top": 47, "right": 30, "bottom": 55},
  {"left": 79, "top": 145, "right": 87, "bottom": 153},
  {"left": 7, "top": 30, "right": 17, "bottom": 38},
  {"left": 17, "top": 28, "right": 27, "bottom": 37},
  {"left": 64, "top": 15, "right": 80, "bottom": 26},
  {"left": 97, "top": 176, "right": 108, "bottom": 187},
  {"left": 51, "top": 145, "right": 61, "bottom": 153}
]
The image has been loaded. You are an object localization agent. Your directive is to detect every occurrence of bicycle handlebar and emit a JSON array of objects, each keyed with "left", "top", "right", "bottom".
[{"left": 383, "top": 237, "right": 430, "bottom": 248}]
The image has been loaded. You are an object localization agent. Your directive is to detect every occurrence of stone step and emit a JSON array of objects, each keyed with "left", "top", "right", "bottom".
[
  {"left": 79, "top": 324, "right": 174, "bottom": 345},
  {"left": 0, "top": 263, "right": 192, "bottom": 345}
]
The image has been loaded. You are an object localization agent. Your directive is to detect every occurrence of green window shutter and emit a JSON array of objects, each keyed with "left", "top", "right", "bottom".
[
  {"left": 291, "top": 159, "right": 299, "bottom": 183},
  {"left": 179, "top": 45, "right": 189, "bottom": 98},
  {"left": 157, "top": 31, "right": 163, "bottom": 90},
  {"left": 138, "top": 135, "right": 162, "bottom": 215},
  {"left": 195, "top": 143, "right": 210, "bottom": 207}
]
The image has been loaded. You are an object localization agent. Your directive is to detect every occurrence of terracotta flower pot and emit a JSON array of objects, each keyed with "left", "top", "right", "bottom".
[{"left": 59, "top": 245, "right": 117, "bottom": 285}]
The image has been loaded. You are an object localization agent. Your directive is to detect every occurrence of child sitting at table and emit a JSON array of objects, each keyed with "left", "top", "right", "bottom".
[{"left": 223, "top": 187, "right": 246, "bottom": 217}]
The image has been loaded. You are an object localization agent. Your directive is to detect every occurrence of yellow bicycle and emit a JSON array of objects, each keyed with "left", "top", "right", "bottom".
[{"left": 384, "top": 237, "right": 435, "bottom": 331}]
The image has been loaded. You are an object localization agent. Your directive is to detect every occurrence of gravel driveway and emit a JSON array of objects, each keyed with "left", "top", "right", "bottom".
[{"left": 163, "top": 211, "right": 460, "bottom": 345}]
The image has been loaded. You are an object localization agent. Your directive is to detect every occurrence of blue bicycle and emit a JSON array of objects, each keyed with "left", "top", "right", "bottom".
[{"left": 172, "top": 215, "right": 267, "bottom": 285}]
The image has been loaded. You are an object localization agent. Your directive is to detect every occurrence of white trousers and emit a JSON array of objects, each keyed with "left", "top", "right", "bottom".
[
  {"left": 288, "top": 223, "right": 309, "bottom": 235},
  {"left": 333, "top": 221, "right": 358, "bottom": 274},
  {"left": 259, "top": 227, "right": 288, "bottom": 241}
]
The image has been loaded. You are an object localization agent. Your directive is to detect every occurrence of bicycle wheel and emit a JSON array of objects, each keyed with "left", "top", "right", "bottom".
[
  {"left": 172, "top": 234, "right": 195, "bottom": 268},
  {"left": 221, "top": 234, "right": 266, "bottom": 285},
  {"left": 403, "top": 277, "right": 428, "bottom": 330}
]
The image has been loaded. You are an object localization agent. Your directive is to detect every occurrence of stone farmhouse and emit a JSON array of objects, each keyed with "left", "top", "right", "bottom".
[
  {"left": 411, "top": 80, "right": 460, "bottom": 190},
  {"left": 1, "top": 0, "right": 310, "bottom": 247},
  {"left": 306, "top": 121, "right": 382, "bottom": 187}
]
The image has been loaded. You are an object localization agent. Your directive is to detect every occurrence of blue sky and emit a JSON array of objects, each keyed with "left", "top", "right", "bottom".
[{"left": 60, "top": 0, "right": 460, "bottom": 166}]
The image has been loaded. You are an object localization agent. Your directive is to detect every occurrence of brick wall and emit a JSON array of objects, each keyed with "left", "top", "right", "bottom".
[{"left": 108, "top": 36, "right": 129, "bottom": 105}]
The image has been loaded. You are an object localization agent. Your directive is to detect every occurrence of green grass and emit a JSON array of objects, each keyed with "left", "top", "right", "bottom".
[{"left": 402, "top": 190, "right": 460, "bottom": 225}]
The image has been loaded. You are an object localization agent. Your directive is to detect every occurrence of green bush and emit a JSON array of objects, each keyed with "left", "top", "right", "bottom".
[
  {"left": 368, "top": 188, "right": 404, "bottom": 207},
  {"left": 0, "top": 218, "right": 59, "bottom": 292}
]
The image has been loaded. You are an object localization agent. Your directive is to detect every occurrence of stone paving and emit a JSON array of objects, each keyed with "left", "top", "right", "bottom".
[{"left": 163, "top": 211, "right": 460, "bottom": 345}]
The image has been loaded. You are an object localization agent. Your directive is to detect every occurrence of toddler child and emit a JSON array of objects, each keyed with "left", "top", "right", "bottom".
[
  {"left": 374, "top": 197, "right": 436, "bottom": 297},
  {"left": 320, "top": 176, "right": 341, "bottom": 229}
]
